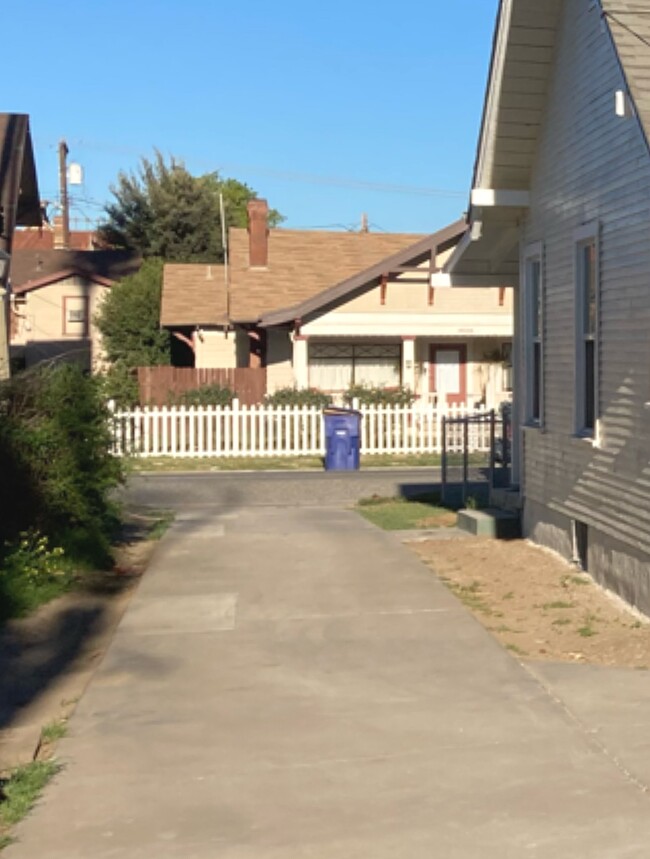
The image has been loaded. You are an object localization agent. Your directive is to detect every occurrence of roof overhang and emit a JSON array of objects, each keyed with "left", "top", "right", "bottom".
[
  {"left": 446, "top": 0, "right": 561, "bottom": 285},
  {"left": 0, "top": 114, "right": 42, "bottom": 230},
  {"left": 259, "top": 219, "right": 467, "bottom": 327},
  {"left": 12, "top": 268, "right": 115, "bottom": 295}
]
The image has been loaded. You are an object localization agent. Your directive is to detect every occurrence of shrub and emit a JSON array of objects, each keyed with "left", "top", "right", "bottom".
[
  {"left": 169, "top": 383, "right": 235, "bottom": 406},
  {"left": 0, "top": 531, "right": 72, "bottom": 620},
  {"left": 343, "top": 384, "right": 416, "bottom": 407},
  {"left": 0, "top": 363, "right": 124, "bottom": 567},
  {"left": 98, "top": 361, "right": 140, "bottom": 408},
  {"left": 263, "top": 387, "right": 333, "bottom": 408}
]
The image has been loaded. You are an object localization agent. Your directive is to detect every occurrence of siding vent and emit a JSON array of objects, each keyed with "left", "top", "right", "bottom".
[
  {"left": 572, "top": 520, "right": 589, "bottom": 571},
  {"left": 615, "top": 89, "right": 633, "bottom": 118}
]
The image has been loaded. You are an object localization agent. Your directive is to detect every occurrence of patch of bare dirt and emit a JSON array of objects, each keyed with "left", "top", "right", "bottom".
[{"left": 411, "top": 537, "right": 650, "bottom": 668}]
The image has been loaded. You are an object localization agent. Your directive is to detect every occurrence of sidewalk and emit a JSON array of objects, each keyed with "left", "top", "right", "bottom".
[{"left": 6, "top": 505, "right": 650, "bottom": 857}]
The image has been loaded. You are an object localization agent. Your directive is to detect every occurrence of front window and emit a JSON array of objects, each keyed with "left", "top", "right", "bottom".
[{"left": 309, "top": 343, "right": 401, "bottom": 391}]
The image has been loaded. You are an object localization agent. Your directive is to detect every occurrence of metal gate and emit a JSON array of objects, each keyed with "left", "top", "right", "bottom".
[{"left": 440, "top": 406, "right": 511, "bottom": 506}]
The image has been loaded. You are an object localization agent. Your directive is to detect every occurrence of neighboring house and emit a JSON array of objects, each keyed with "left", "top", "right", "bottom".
[
  {"left": 446, "top": 0, "right": 650, "bottom": 611},
  {"left": 10, "top": 249, "right": 140, "bottom": 370},
  {"left": 162, "top": 201, "right": 513, "bottom": 407}
]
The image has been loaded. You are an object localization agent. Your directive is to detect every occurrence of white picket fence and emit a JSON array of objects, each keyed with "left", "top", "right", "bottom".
[{"left": 108, "top": 401, "right": 495, "bottom": 459}]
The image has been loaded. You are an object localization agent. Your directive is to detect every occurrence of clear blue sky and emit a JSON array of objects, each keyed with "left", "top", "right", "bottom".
[{"left": 7, "top": 0, "right": 498, "bottom": 234}]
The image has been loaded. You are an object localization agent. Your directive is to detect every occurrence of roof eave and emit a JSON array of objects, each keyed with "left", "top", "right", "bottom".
[{"left": 259, "top": 220, "right": 467, "bottom": 328}]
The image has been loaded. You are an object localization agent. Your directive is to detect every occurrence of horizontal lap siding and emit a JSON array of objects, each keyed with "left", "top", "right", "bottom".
[{"left": 522, "top": 0, "right": 650, "bottom": 552}]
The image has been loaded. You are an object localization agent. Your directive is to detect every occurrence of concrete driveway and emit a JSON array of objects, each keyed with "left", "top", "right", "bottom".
[{"left": 6, "top": 487, "right": 650, "bottom": 857}]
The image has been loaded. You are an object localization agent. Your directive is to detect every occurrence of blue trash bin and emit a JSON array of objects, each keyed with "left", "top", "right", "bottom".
[{"left": 323, "top": 408, "right": 362, "bottom": 471}]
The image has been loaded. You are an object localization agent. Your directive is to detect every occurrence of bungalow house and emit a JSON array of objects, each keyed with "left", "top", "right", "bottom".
[
  {"left": 10, "top": 249, "right": 141, "bottom": 371},
  {"left": 161, "top": 201, "right": 514, "bottom": 408},
  {"left": 446, "top": 0, "right": 650, "bottom": 611}
]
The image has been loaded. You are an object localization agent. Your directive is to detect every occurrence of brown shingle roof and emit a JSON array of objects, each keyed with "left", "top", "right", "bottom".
[
  {"left": 228, "top": 228, "right": 426, "bottom": 321},
  {"left": 161, "top": 263, "right": 228, "bottom": 326},
  {"left": 11, "top": 249, "right": 142, "bottom": 293},
  {"left": 261, "top": 220, "right": 467, "bottom": 326}
]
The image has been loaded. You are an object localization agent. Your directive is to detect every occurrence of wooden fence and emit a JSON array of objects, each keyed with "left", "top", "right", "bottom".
[
  {"left": 109, "top": 401, "right": 494, "bottom": 458},
  {"left": 137, "top": 367, "right": 267, "bottom": 406}
]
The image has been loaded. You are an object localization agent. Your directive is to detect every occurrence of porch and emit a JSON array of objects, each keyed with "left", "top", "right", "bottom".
[{"left": 285, "top": 334, "right": 512, "bottom": 410}]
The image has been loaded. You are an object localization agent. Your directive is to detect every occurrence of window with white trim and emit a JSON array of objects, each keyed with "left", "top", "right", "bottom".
[
  {"left": 523, "top": 243, "right": 543, "bottom": 424},
  {"left": 309, "top": 343, "right": 401, "bottom": 391},
  {"left": 574, "top": 225, "right": 599, "bottom": 436},
  {"left": 63, "top": 296, "right": 88, "bottom": 336}
]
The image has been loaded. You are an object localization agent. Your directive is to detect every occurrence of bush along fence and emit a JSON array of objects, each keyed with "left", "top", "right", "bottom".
[{"left": 108, "top": 401, "right": 496, "bottom": 459}]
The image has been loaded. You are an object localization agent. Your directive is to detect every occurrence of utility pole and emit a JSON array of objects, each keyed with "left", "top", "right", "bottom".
[{"left": 58, "top": 139, "right": 70, "bottom": 250}]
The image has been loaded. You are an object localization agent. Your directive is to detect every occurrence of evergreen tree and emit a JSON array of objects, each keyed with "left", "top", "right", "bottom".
[{"left": 98, "top": 152, "right": 283, "bottom": 262}]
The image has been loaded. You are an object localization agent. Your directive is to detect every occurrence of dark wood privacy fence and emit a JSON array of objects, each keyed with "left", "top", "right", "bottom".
[{"left": 137, "top": 367, "right": 267, "bottom": 406}]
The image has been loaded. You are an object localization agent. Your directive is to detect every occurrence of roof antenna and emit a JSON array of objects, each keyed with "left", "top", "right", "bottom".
[{"left": 360, "top": 212, "right": 368, "bottom": 233}]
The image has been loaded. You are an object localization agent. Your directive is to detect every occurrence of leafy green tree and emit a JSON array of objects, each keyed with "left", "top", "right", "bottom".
[
  {"left": 98, "top": 151, "right": 283, "bottom": 262},
  {"left": 94, "top": 259, "right": 169, "bottom": 406},
  {"left": 95, "top": 258, "right": 170, "bottom": 367}
]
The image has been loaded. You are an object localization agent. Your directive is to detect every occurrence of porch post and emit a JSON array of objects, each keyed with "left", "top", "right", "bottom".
[
  {"left": 293, "top": 335, "right": 309, "bottom": 389},
  {"left": 402, "top": 336, "right": 416, "bottom": 393}
]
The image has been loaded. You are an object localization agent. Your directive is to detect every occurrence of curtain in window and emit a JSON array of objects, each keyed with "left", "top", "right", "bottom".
[{"left": 309, "top": 343, "right": 401, "bottom": 391}]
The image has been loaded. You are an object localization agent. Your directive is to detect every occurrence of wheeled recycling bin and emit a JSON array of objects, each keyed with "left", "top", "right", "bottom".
[{"left": 323, "top": 407, "right": 362, "bottom": 471}]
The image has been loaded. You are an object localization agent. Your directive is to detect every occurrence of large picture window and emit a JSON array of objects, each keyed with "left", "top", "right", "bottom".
[
  {"left": 309, "top": 343, "right": 401, "bottom": 391},
  {"left": 523, "top": 243, "right": 543, "bottom": 424},
  {"left": 575, "top": 225, "right": 599, "bottom": 436}
]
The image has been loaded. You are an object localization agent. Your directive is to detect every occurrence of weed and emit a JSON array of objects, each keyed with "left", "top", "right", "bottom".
[
  {"left": 0, "top": 760, "right": 60, "bottom": 830},
  {"left": 40, "top": 719, "right": 67, "bottom": 745},
  {"left": 577, "top": 626, "right": 597, "bottom": 637},
  {"left": 448, "top": 581, "right": 493, "bottom": 616},
  {"left": 502, "top": 591, "right": 515, "bottom": 601},
  {"left": 148, "top": 512, "right": 174, "bottom": 541},
  {"left": 543, "top": 600, "right": 574, "bottom": 610},
  {"left": 561, "top": 573, "right": 590, "bottom": 588},
  {"left": 552, "top": 618, "right": 571, "bottom": 627},
  {"left": 577, "top": 614, "right": 598, "bottom": 637},
  {"left": 0, "top": 531, "right": 73, "bottom": 621},
  {"left": 506, "top": 643, "right": 528, "bottom": 656}
]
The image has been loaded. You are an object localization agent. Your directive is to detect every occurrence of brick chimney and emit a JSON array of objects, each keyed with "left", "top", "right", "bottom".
[
  {"left": 53, "top": 215, "right": 67, "bottom": 250},
  {"left": 247, "top": 199, "right": 269, "bottom": 267}
]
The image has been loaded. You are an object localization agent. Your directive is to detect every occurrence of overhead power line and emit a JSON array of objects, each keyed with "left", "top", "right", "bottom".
[{"left": 34, "top": 137, "right": 466, "bottom": 200}]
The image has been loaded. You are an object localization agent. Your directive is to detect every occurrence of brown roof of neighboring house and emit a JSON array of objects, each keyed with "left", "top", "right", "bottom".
[
  {"left": 161, "top": 263, "right": 228, "bottom": 326},
  {"left": 13, "top": 228, "right": 102, "bottom": 251},
  {"left": 227, "top": 228, "right": 427, "bottom": 322},
  {"left": 10, "top": 249, "right": 142, "bottom": 294},
  {"left": 260, "top": 220, "right": 467, "bottom": 326}
]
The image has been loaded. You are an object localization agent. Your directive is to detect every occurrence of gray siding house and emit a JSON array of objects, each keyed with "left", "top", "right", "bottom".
[{"left": 446, "top": 0, "right": 650, "bottom": 612}]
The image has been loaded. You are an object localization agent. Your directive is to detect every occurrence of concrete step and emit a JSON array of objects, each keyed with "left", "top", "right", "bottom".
[{"left": 457, "top": 507, "right": 521, "bottom": 539}]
